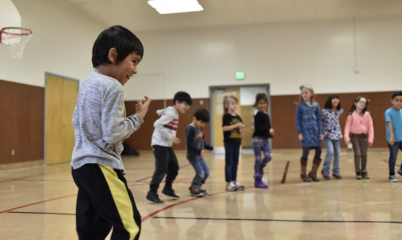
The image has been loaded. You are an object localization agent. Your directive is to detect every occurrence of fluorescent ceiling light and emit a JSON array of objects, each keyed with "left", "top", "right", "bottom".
[{"left": 148, "top": 0, "right": 204, "bottom": 14}]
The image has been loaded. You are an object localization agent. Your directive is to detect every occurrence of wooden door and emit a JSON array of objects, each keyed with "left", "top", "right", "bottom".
[
  {"left": 212, "top": 88, "right": 241, "bottom": 151},
  {"left": 45, "top": 74, "right": 78, "bottom": 164}
]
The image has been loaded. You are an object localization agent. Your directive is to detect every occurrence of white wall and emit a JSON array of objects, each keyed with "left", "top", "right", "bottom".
[
  {"left": 0, "top": 0, "right": 105, "bottom": 87},
  {"left": 1, "top": 2, "right": 402, "bottom": 99},
  {"left": 132, "top": 17, "right": 402, "bottom": 99}
]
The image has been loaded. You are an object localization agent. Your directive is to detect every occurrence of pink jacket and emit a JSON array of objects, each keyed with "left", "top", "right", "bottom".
[{"left": 344, "top": 111, "right": 374, "bottom": 143}]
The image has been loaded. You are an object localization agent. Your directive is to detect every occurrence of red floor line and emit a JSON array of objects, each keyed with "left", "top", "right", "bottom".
[{"left": 0, "top": 194, "right": 77, "bottom": 215}]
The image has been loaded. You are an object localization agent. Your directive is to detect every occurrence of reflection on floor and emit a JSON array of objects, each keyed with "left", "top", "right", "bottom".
[{"left": 1, "top": 149, "right": 402, "bottom": 240}]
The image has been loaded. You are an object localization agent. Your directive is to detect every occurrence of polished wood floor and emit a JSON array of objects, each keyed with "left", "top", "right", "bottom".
[{"left": 1, "top": 149, "right": 401, "bottom": 240}]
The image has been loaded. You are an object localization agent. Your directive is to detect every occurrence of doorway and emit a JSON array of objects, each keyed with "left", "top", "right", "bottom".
[
  {"left": 209, "top": 84, "right": 270, "bottom": 153},
  {"left": 44, "top": 73, "right": 79, "bottom": 165}
]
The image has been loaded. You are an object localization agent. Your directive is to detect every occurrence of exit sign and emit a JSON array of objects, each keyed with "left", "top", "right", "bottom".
[{"left": 236, "top": 72, "right": 245, "bottom": 80}]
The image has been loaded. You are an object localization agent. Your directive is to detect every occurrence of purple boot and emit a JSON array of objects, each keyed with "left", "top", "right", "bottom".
[{"left": 254, "top": 174, "right": 268, "bottom": 188}]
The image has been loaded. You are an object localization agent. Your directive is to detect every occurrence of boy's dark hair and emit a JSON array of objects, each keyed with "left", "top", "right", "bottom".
[
  {"left": 194, "top": 108, "right": 210, "bottom": 123},
  {"left": 324, "top": 94, "right": 342, "bottom": 110},
  {"left": 92, "top": 25, "right": 144, "bottom": 68},
  {"left": 392, "top": 92, "right": 402, "bottom": 99},
  {"left": 348, "top": 96, "right": 369, "bottom": 115},
  {"left": 253, "top": 93, "right": 268, "bottom": 107},
  {"left": 173, "top": 91, "right": 192, "bottom": 106}
]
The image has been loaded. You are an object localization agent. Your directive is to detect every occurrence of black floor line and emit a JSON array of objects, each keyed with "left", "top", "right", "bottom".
[
  {"left": 8, "top": 211, "right": 75, "bottom": 216},
  {"left": 153, "top": 216, "right": 402, "bottom": 224}
]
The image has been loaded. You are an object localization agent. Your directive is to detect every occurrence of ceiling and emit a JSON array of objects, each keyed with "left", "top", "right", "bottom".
[{"left": 58, "top": 0, "right": 402, "bottom": 32}]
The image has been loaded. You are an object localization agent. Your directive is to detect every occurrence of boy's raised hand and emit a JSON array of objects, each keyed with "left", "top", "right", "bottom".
[{"left": 136, "top": 96, "right": 151, "bottom": 119}]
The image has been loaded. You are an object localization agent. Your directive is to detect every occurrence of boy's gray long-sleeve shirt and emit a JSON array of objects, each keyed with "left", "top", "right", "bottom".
[
  {"left": 71, "top": 71, "right": 143, "bottom": 171},
  {"left": 151, "top": 106, "right": 178, "bottom": 147}
]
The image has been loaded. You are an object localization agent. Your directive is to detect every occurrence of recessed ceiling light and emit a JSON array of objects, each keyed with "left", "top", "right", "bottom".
[{"left": 148, "top": 0, "right": 204, "bottom": 14}]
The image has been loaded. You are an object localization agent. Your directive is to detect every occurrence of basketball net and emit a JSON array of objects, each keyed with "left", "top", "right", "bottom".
[{"left": 0, "top": 27, "right": 33, "bottom": 59}]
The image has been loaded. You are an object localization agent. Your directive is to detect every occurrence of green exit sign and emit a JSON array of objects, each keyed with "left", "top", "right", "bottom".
[{"left": 236, "top": 72, "right": 245, "bottom": 80}]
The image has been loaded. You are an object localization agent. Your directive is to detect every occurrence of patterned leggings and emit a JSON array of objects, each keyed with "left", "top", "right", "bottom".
[{"left": 252, "top": 137, "right": 272, "bottom": 176}]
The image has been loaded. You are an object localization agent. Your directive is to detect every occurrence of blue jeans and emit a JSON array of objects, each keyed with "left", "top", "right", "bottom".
[
  {"left": 188, "top": 157, "right": 210, "bottom": 185},
  {"left": 322, "top": 137, "right": 340, "bottom": 175},
  {"left": 224, "top": 142, "right": 240, "bottom": 182},
  {"left": 388, "top": 141, "right": 402, "bottom": 175}
]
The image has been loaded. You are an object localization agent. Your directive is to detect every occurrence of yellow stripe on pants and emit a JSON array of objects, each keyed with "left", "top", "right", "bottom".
[{"left": 99, "top": 165, "right": 139, "bottom": 240}]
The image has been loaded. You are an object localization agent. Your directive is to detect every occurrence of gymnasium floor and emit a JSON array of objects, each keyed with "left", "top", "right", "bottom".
[{"left": 0, "top": 149, "right": 401, "bottom": 240}]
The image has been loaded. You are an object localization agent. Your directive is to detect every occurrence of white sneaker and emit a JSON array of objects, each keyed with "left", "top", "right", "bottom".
[
  {"left": 389, "top": 175, "right": 398, "bottom": 183},
  {"left": 226, "top": 182, "right": 237, "bottom": 191},
  {"left": 234, "top": 181, "right": 245, "bottom": 190}
]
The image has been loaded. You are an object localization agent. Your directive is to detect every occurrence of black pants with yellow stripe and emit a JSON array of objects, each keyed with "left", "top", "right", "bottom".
[{"left": 72, "top": 164, "right": 141, "bottom": 240}]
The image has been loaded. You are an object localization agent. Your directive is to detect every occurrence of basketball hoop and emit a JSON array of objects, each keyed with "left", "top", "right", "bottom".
[{"left": 0, "top": 27, "right": 33, "bottom": 59}]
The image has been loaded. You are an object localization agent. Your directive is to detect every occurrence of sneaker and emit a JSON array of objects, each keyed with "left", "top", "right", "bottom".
[
  {"left": 234, "top": 181, "right": 245, "bottom": 190},
  {"left": 356, "top": 171, "right": 362, "bottom": 180},
  {"left": 362, "top": 170, "right": 370, "bottom": 179},
  {"left": 226, "top": 182, "right": 237, "bottom": 191},
  {"left": 199, "top": 188, "right": 208, "bottom": 195},
  {"left": 397, "top": 170, "right": 402, "bottom": 178},
  {"left": 189, "top": 189, "right": 204, "bottom": 197},
  {"left": 332, "top": 173, "right": 342, "bottom": 180},
  {"left": 322, "top": 171, "right": 330, "bottom": 180},
  {"left": 389, "top": 175, "right": 398, "bottom": 183},
  {"left": 162, "top": 188, "right": 180, "bottom": 199},
  {"left": 146, "top": 191, "right": 164, "bottom": 204}
]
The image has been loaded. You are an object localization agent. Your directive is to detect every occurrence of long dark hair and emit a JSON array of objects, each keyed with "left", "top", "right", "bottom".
[
  {"left": 324, "top": 94, "right": 342, "bottom": 110},
  {"left": 348, "top": 96, "right": 369, "bottom": 115},
  {"left": 253, "top": 93, "right": 268, "bottom": 107}
]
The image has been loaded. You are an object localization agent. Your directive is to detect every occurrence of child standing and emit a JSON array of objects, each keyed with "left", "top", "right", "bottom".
[
  {"left": 71, "top": 25, "right": 149, "bottom": 240},
  {"left": 321, "top": 94, "right": 343, "bottom": 180},
  {"left": 344, "top": 96, "right": 374, "bottom": 180},
  {"left": 147, "top": 91, "right": 192, "bottom": 204},
  {"left": 385, "top": 92, "right": 402, "bottom": 182},
  {"left": 222, "top": 96, "right": 245, "bottom": 191},
  {"left": 295, "top": 84, "right": 323, "bottom": 182},
  {"left": 186, "top": 108, "right": 214, "bottom": 196},
  {"left": 252, "top": 93, "right": 274, "bottom": 188}
]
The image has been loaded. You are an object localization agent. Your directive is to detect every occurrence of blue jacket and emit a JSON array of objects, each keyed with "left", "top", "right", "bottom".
[{"left": 295, "top": 101, "right": 323, "bottom": 147}]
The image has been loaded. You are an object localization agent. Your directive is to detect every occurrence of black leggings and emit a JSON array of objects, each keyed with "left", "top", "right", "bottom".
[{"left": 301, "top": 146, "right": 322, "bottom": 161}]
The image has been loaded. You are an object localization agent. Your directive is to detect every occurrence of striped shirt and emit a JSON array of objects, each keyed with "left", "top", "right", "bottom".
[{"left": 151, "top": 106, "right": 179, "bottom": 147}]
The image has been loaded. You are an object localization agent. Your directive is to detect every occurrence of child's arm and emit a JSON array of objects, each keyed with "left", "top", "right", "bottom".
[
  {"left": 222, "top": 114, "right": 243, "bottom": 132},
  {"left": 203, "top": 138, "right": 214, "bottom": 151},
  {"left": 186, "top": 126, "right": 201, "bottom": 155},
  {"left": 154, "top": 110, "right": 179, "bottom": 142},
  {"left": 385, "top": 110, "right": 394, "bottom": 145},
  {"left": 267, "top": 114, "right": 274, "bottom": 137},
  {"left": 295, "top": 104, "right": 303, "bottom": 139},
  {"left": 101, "top": 89, "right": 146, "bottom": 144},
  {"left": 315, "top": 104, "right": 324, "bottom": 140},
  {"left": 344, "top": 115, "right": 352, "bottom": 144},
  {"left": 387, "top": 122, "right": 395, "bottom": 145},
  {"left": 367, "top": 113, "right": 374, "bottom": 146}
]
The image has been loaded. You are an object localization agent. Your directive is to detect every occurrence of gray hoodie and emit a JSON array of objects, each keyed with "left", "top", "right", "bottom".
[
  {"left": 151, "top": 106, "right": 178, "bottom": 147},
  {"left": 70, "top": 71, "right": 143, "bottom": 171}
]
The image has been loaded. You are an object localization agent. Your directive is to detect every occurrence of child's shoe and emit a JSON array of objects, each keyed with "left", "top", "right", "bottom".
[
  {"left": 162, "top": 188, "right": 180, "bottom": 199},
  {"left": 389, "top": 175, "right": 398, "bottom": 183},
  {"left": 189, "top": 184, "right": 204, "bottom": 197},
  {"left": 397, "top": 170, "right": 402, "bottom": 178},
  {"left": 226, "top": 182, "right": 237, "bottom": 191},
  {"left": 332, "top": 173, "right": 342, "bottom": 180},
  {"left": 356, "top": 170, "right": 362, "bottom": 180},
  {"left": 234, "top": 181, "right": 245, "bottom": 190},
  {"left": 361, "top": 170, "right": 370, "bottom": 179},
  {"left": 146, "top": 191, "right": 164, "bottom": 204},
  {"left": 321, "top": 171, "right": 330, "bottom": 180}
]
